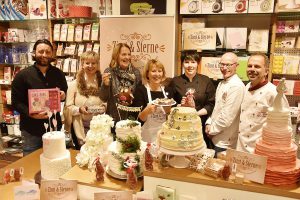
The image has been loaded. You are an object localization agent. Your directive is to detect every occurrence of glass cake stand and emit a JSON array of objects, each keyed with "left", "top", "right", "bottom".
[{"left": 159, "top": 146, "right": 206, "bottom": 168}]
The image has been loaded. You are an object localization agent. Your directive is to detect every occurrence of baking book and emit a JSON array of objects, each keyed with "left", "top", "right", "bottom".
[{"left": 28, "top": 88, "right": 61, "bottom": 114}]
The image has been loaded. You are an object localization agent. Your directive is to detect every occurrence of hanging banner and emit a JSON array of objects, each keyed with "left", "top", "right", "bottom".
[{"left": 100, "top": 16, "right": 176, "bottom": 77}]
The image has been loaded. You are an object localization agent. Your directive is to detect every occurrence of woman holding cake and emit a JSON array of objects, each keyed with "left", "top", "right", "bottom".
[
  {"left": 100, "top": 43, "right": 142, "bottom": 124},
  {"left": 64, "top": 51, "right": 106, "bottom": 149},
  {"left": 170, "top": 50, "right": 216, "bottom": 148},
  {"left": 132, "top": 59, "right": 173, "bottom": 143}
]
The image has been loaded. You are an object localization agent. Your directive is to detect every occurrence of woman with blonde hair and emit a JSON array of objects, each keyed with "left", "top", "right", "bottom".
[
  {"left": 132, "top": 59, "right": 173, "bottom": 143},
  {"left": 100, "top": 43, "right": 141, "bottom": 123},
  {"left": 64, "top": 51, "right": 106, "bottom": 149}
]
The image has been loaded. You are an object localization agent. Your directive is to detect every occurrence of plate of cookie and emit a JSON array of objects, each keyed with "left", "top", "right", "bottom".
[{"left": 152, "top": 98, "right": 176, "bottom": 107}]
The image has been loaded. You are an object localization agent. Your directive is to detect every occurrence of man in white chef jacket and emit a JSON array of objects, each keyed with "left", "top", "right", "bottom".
[
  {"left": 205, "top": 52, "right": 245, "bottom": 156},
  {"left": 236, "top": 53, "right": 288, "bottom": 153}
]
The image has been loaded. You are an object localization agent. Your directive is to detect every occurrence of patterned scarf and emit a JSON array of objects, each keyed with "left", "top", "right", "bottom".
[{"left": 111, "top": 65, "right": 137, "bottom": 96}]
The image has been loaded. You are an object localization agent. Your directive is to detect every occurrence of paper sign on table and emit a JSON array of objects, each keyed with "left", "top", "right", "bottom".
[
  {"left": 14, "top": 184, "right": 40, "bottom": 200},
  {"left": 94, "top": 191, "right": 133, "bottom": 200},
  {"left": 226, "top": 149, "right": 267, "bottom": 184},
  {"left": 40, "top": 180, "right": 77, "bottom": 200}
]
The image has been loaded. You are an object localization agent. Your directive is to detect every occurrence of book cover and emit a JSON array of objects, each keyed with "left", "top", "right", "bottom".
[
  {"left": 202, "top": 0, "right": 224, "bottom": 14},
  {"left": 28, "top": 88, "right": 61, "bottom": 114},
  {"left": 67, "top": 24, "right": 75, "bottom": 42},
  {"left": 282, "top": 55, "right": 299, "bottom": 75},
  {"left": 225, "top": 28, "right": 247, "bottom": 49},
  {"left": 47, "top": 0, "right": 56, "bottom": 18},
  {"left": 60, "top": 24, "right": 68, "bottom": 41},
  {"left": 53, "top": 24, "right": 61, "bottom": 41},
  {"left": 28, "top": 0, "right": 47, "bottom": 19},
  {"left": 91, "top": 23, "right": 99, "bottom": 41},
  {"left": 184, "top": 28, "right": 217, "bottom": 50},
  {"left": 180, "top": 0, "right": 202, "bottom": 14},
  {"left": 248, "top": 0, "right": 274, "bottom": 13},
  {"left": 237, "top": 56, "right": 249, "bottom": 81},
  {"left": 284, "top": 20, "right": 299, "bottom": 33},
  {"left": 224, "top": 0, "right": 248, "bottom": 13},
  {"left": 200, "top": 57, "right": 222, "bottom": 80},
  {"left": 277, "top": 0, "right": 300, "bottom": 12},
  {"left": 248, "top": 29, "right": 269, "bottom": 53},
  {"left": 272, "top": 55, "right": 284, "bottom": 74}
]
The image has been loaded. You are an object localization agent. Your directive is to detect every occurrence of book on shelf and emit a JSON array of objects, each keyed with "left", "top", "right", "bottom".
[
  {"left": 248, "top": 0, "right": 274, "bottom": 13},
  {"left": 28, "top": 88, "right": 61, "bottom": 114},
  {"left": 224, "top": 0, "right": 248, "bottom": 14},
  {"left": 202, "top": 0, "right": 224, "bottom": 14},
  {"left": 282, "top": 55, "right": 299, "bottom": 75},
  {"left": 183, "top": 28, "right": 217, "bottom": 50},
  {"left": 28, "top": 0, "right": 47, "bottom": 19},
  {"left": 248, "top": 29, "right": 269, "bottom": 53},
  {"left": 180, "top": 0, "right": 202, "bottom": 14},
  {"left": 225, "top": 28, "right": 247, "bottom": 49},
  {"left": 200, "top": 57, "right": 222, "bottom": 80}
]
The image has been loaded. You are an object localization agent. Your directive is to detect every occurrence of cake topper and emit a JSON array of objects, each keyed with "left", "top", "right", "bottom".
[
  {"left": 145, "top": 143, "right": 154, "bottom": 171},
  {"left": 44, "top": 123, "right": 49, "bottom": 134},
  {"left": 272, "top": 78, "right": 288, "bottom": 112},
  {"left": 93, "top": 157, "right": 105, "bottom": 182},
  {"left": 182, "top": 88, "right": 195, "bottom": 108},
  {"left": 47, "top": 111, "right": 53, "bottom": 132}
]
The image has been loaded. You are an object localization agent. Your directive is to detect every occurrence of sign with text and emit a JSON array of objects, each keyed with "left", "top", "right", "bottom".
[
  {"left": 100, "top": 16, "right": 175, "bottom": 77},
  {"left": 184, "top": 28, "right": 216, "bottom": 50},
  {"left": 94, "top": 191, "right": 133, "bottom": 200},
  {"left": 226, "top": 149, "right": 267, "bottom": 184},
  {"left": 40, "top": 180, "right": 77, "bottom": 200}
]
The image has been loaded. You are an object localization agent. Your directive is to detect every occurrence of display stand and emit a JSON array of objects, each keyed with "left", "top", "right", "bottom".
[{"left": 159, "top": 146, "right": 206, "bottom": 168}]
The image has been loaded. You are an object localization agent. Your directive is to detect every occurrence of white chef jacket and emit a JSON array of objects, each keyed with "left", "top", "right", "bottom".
[
  {"left": 236, "top": 82, "right": 279, "bottom": 153},
  {"left": 206, "top": 74, "right": 245, "bottom": 149}
]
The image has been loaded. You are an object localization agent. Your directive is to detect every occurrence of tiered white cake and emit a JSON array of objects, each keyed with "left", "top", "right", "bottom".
[
  {"left": 76, "top": 114, "right": 114, "bottom": 169},
  {"left": 40, "top": 131, "right": 71, "bottom": 179},
  {"left": 158, "top": 107, "right": 206, "bottom": 151},
  {"left": 107, "top": 120, "right": 143, "bottom": 178}
]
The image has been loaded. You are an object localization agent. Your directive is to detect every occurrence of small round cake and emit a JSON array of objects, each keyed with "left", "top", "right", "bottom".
[{"left": 40, "top": 131, "right": 71, "bottom": 179}]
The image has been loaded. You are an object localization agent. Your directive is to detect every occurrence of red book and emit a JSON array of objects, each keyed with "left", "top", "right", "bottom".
[{"left": 28, "top": 88, "right": 61, "bottom": 114}]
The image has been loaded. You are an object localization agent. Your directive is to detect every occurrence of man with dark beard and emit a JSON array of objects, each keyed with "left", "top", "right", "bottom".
[
  {"left": 236, "top": 53, "right": 288, "bottom": 153},
  {"left": 12, "top": 39, "right": 68, "bottom": 155}
]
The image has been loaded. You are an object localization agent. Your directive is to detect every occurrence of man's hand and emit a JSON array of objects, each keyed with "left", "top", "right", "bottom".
[
  {"left": 205, "top": 124, "right": 214, "bottom": 139},
  {"left": 30, "top": 111, "right": 48, "bottom": 119},
  {"left": 60, "top": 90, "right": 66, "bottom": 101}
]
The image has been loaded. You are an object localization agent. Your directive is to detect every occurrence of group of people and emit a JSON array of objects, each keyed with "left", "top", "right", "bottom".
[{"left": 11, "top": 39, "right": 287, "bottom": 157}]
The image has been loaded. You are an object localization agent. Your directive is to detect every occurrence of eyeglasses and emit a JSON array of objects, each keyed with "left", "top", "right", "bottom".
[{"left": 218, "top": 62, "right": 237, "bottom": 68}]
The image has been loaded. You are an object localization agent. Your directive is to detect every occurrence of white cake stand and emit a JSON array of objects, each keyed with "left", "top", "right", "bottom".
[{"left": 159, "top": 146, "right": 206, "bottom": 168}]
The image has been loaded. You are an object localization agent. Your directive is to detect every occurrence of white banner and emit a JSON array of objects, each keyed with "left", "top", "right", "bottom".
[{"left": 100, "top": 16, "right": 176, "bottom": 77}]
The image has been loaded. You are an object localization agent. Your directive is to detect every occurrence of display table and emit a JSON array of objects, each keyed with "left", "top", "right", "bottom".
[
  {"left": 144, "top": 162, "right": 300, "bottom": 200},
  {"left": 0, "top": 149, "right": 142, "bottom": 200}
]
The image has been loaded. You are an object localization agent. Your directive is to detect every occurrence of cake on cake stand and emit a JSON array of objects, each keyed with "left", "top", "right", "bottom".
[{"left": 159, "top": 146, "right": 206, "bottom": 168}]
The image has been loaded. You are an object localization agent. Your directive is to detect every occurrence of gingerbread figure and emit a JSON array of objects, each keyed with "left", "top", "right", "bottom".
[{"left": 94, "top": 157, "right": 104, "bottom": 182}]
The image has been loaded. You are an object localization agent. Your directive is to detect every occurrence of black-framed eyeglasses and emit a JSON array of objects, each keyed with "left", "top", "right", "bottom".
[{"left": 218, "top": 62, "right": 237, "bottom": 68}]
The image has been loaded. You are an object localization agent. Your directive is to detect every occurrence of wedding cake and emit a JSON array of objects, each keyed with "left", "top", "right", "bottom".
[
  {"left": 76, "top": 114, "right": 114, "bottom": 169},
  {"left": 40, "top": 131, "right": 71, "bottom": 179},
  {"left": 107, "top": 120, "right": 144, "bottom": 178},
  {"left": 158, "top": 107, "right": 206, "bottom": 151},
  {"left": 255, "top": 79, "right": 300, "bottom": 185}
]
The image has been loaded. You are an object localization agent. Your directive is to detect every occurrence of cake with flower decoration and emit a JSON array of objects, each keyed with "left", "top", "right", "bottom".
[
  {"left": 107, "top": 120, "right": 144, "bottom": 178},
  {"left": 40, "top": 131, "right": 71, "bottom": 179},
  {"left": 158, "top": 107, "right": 206, "bottom": 151},
  {"left": 255, "top": 79, "right": 300, "bottom": 186},
  {"left": 76, "top": 114, "right": 114, "bottom": 169}
]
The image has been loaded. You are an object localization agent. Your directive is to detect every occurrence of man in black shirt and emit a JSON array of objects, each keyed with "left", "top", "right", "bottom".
[{"left": 12, "top": 39, "right": 68, "bottom": 155}]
